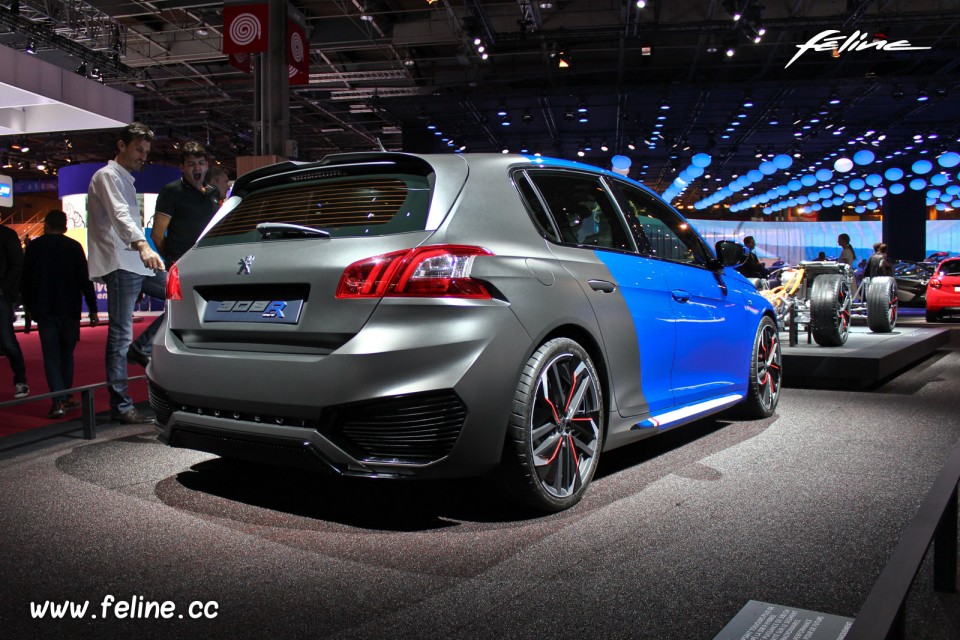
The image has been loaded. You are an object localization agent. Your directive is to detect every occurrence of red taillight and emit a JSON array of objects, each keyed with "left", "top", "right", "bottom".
[
  {"left": 165, "top": 262, "right": 182, "bottom": 300},
  {"left": 336, "top": 245, "right": 494, "bottom": 299},
  {"left": 929, "top": 277, "right": 942, "bottom": 290}
]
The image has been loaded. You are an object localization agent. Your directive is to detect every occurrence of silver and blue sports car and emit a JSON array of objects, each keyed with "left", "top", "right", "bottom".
[{"left": 148, "top": 152, "right": 781, "bottom": 512}]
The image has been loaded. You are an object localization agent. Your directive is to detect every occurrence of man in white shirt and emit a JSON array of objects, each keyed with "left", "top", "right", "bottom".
[{"left": 87, "top": 122, "right": 166, "bottom": 424}]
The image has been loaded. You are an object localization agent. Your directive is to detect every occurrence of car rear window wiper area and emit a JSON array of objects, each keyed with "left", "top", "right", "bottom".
[{"left": 256, "top": 222, "right": 331, "bottom": 239}]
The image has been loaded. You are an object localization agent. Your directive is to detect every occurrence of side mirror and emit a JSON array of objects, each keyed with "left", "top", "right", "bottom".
[{"left": 715, "top": 240, "right": 748, "bottom": 267}]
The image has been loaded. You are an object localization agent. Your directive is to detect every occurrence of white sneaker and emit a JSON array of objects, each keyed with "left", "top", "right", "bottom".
[{"left": 13, "top": 383, "right": 29, "bottom": 399}]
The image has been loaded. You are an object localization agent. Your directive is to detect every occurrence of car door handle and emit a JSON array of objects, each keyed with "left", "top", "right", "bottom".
[
  {"left": 588, "top": 279, "right": 617, "bottom": 293},
  {"left": 671, "top": 289, "right": 691, "bottom": 303}
]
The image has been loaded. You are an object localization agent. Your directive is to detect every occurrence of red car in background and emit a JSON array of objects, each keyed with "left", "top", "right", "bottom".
[{"left": 926, "top": 257, "right": 960, "bottom": 322}]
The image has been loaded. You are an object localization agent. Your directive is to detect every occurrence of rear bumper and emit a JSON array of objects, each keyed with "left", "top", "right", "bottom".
[
  {"left": 148, "top": 302, "right": 533, "bottom": 478},
  {"left": 926, "top": 288, "right": 960, "bottom": 313}
]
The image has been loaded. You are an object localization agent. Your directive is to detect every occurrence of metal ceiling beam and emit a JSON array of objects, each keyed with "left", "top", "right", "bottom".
[{"left": 0, "top": 5, "right": 136, "bottom": 79}]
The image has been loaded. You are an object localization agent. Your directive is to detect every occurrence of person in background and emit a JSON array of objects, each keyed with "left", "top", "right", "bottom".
[
  {"left": 837, "top": 233, "right": 856, "bottom": 266},
  {"left": 864, "top": 242, "right": 893, "bottom": 278},
  {"left": 736, "top": 235, "right": 768, "bottom": 279},
  {"left": 814, "top": 251, "right": 827, "bottom": 261},
  {"left": 86, "top": 122, "right": 165, "bottom": 425},
  {"left": 0, "top": 222, "right": 28, "bottom": 399},
  {"left": 20, "top": 234, "right": 32, "bottom": 334},
  {"left": 150, "top": 141, "right": 220, "bottom": 268},
  {"left": 206, "top": 164, "right": 231, "bottom": 204},
  {"left": 21, "top": 210, "right": 100, "bottom": 418}
]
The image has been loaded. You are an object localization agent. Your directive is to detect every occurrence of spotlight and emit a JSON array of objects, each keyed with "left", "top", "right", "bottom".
[
  {"left": 917, "top": 89, "right": 929, "bottom": 102},
  {"left": 521, "top": 110, "right": 533, "bottom": 124},
  {"left": 722, "top": 34, "right": 738, "bottom": 58},
  {"left": 472, "top": 35, "right": 490, "bottom": 60},
  {"left": 829, "top": 92, "right": 841, "bottom": 105},
  {"left": 25, "top": 39, "right": 36, "bottom": 54},
  {"left": 891, "top": 84, "right": 905, "bottom": 100}
]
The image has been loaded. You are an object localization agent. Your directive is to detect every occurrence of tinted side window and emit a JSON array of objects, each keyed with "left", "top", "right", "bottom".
[
  {"left": 612, "top": 182, "right": 711, "bottom": 266},
  {"left": 514, "top": 171, "right": 560, "bottom": 242},
  {"left": 527, "top": 171, "right": 634, "bottom": 252}
]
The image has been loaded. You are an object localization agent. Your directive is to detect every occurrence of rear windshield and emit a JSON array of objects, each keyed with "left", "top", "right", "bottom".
[
  {"left": 198, "top": 173, "right": 431, "bottom": 246},
  {"left": 941, "top": 260, "right": 960, "bottom": 276}
]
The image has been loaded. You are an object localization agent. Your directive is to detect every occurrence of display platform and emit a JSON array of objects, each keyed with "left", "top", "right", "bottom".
[{"left": 781, "top": 324, "right": 951, "bottom": 388}]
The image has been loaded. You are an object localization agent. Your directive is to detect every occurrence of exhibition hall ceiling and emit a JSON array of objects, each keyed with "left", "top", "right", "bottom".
[{"left": 1, "top": 0, "right": 959, "bottom": 209}]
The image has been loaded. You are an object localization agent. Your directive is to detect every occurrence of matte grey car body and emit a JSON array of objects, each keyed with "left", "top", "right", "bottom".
[{"left": 148, "top": 152, "right": 781, "bottom": 511}]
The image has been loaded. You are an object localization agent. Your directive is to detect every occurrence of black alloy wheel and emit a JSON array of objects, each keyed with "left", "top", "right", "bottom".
[
  {"left": 501, "top": 338, "right": 603, "bottom": 513},
  {"left": 737, "top": 315, "right": 782, "bottom": 418},
  {"left": 866, "top": 276, "right": 898, "bottom": 333},
  {"left": 810, "top": 274, "right": 851, "bottom": 346}
]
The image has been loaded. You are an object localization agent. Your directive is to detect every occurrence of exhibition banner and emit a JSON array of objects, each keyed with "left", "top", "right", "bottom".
[
  {"left": 287, "top": 19, "right": 309, "bottom": 85},
  {"left": 223, "top": 3, "right": 269, "bottom": 54}
]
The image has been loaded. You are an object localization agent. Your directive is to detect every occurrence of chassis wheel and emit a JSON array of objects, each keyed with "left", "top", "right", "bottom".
[
  {"left": 735, "top": 316, "right": 782, "bottom": 418},
  {"left": 926, "top": 309, "right": 940, "bottom": 323},
  {"left": 866, "top": 276, "right": 898, "bottom": 333},
  {"left": 810, "top": 274, "right": 851, "bottom": 346},
  {"left": 500, "top": 338, "right": 604, "bottom": 513}
]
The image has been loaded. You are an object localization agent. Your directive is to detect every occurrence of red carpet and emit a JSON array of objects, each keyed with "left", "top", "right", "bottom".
[{"left": 0, "top": 320, "right": 151, "bottom": 437}]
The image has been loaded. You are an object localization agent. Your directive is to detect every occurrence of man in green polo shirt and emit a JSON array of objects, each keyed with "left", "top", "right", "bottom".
[{"left": 150, "top": 141, "right": 220, "bottom": 267}]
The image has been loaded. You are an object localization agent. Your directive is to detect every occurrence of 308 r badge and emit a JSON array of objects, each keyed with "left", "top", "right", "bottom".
[{"left": 203, "top": 299, "right": 303, "bottom": 324}]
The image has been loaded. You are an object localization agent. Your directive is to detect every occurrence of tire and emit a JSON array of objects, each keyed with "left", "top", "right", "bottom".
[
  {"left": 810, "top": 273, "right": 851, "bottom": 346},
  {"left": 866, "top": 276, "right": 898, "bottom": 333},
  {"left": 735, "top": 316, "right": 782, "bottom": 419},
  {"left": 926, "top": 309, "right": 939, "bottom": 323},
  {"left": 499, "top": 338, "right": 604, "bottom": 513}
]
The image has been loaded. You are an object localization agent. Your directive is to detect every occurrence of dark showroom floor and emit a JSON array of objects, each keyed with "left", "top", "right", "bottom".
[{"left": 1, "top": 317, "right": 959, "bottom": 640}]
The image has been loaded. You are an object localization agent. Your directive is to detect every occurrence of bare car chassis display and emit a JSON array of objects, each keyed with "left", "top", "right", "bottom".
[{"left": 753, "top": 261, "right": 898, "bottom": 347}]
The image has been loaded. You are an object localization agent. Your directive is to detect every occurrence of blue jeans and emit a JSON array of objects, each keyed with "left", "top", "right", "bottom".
[
  {"left": 0, "top": 296, "right": 27, "bottom": 386},
  {"left": 103, "top": 269, "right": 166, "bottom": 415},
  {"left": 37, "top": 315, "right": 80, "bottom": 404}
]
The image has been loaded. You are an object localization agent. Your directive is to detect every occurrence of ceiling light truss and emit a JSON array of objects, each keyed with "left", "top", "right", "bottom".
[
  {"left": 328, "top": 86, "right": 427, "bottom": 101},
  {"left": 517, "top": 0, "right": 542, "bottom": 31},
  {"left": 0, "top": 1, "right": 135, "bottom": 78},
  {"left": 308, "top": 69, "right": 411, "bottom": 85},
  {"left": 9, "top": 0, "right": 126, "bottom": 54}
]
